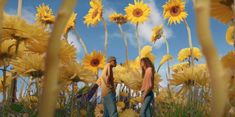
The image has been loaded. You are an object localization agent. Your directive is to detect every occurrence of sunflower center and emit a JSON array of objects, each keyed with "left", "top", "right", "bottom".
[
  {"left": 170, "top": 6, "right": 181, "bottom": 16},
  {"left": 133, "top": 8, "right": 143, "bottom": 17},
  {"left": 92, "top": 9, "right": 99, "bottom": 19},
  {"left": 90, "top": 58, "right": 100, "bottom": 67}
]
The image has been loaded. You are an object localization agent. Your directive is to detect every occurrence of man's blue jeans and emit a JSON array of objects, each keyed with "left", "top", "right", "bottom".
[
  {"left": 103, "top": 92, "right": 118, "bottom": 117},
  {"left": 140, "top": 91, "right": 154, "bottom": 117}
]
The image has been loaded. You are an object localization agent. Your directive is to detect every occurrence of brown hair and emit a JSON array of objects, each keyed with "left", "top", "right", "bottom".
[{"left": 140, "top": 57, "right": 155, "bottom": 78}]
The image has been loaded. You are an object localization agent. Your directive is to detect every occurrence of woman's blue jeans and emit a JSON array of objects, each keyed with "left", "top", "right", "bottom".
[
  {"left": 140, "top": 91, "right": 154, "bottom": 117},
  {"left": 103, "top": 92, "right": 118, "bottom": 117}
]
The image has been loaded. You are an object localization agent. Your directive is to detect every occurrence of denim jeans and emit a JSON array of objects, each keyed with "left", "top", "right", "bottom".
[
  {"left": 140, "top": 91, "right": 154, "bottom": 117},
  {"left": 103, "top": 92, "right": 118, "bottom": 117}
]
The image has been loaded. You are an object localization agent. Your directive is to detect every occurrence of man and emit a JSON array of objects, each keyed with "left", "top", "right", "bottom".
[{"left": 96, "top": 56, "right": 118, "bottom": 117}]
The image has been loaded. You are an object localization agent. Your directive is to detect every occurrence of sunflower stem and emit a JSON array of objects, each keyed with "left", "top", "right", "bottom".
[
  {"left": 103, "top": 19, "right": 108, "bottom": 57},
  {"left": 0, "top": 0, "right": 7, "bottom": 46},
  {"left": 2, "top": 64, "right": 7, "bottom": 104},
  {"left": 183, "top": 19, "right": 194, "bottom": 66},
  {"left": 17, "top": 0, "right": 22, "bottom": 17},
  {"left": 38, "top": 0, "right": 77, "bottom": 116},
  {"left": 135, "top": 24, "right": 141, "bottom": 56},
  {"left": 194, "top": 1, "right": 228, "bottom": 116},
  {"left": 74, "top": 29, "right": 88, "bottom": 55},
  {"left": 233, "top": 1, "right": 235, "bottom": 50},
  {"left": 118, "top": 24, "right": 129, "bottom": 64}
]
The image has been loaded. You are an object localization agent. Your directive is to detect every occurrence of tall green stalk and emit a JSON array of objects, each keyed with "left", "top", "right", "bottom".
[
  {"left": 118, "top": 24, "right": 128, "bottom": 64},
  {"left": 135, "top": 24, "right": 141, "bottom": 56}
]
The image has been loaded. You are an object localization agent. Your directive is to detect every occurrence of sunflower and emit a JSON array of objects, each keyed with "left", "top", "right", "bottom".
[
  {"left": 118, "top": 68, "right": 143, "bottom": 90},
  {"left": 60, "top": 61, "right": 97, "bottom": 83},
  {"left": 83, "top": 51, "right": 106, "bottom": 74},
  {"left": 162, "top": 0, "right": 188, "bottom": 25},
  {"left": 159, "top": 54, "right": 173, "bottom": 66},
  {"left": 135, "top": 45, "right": 156, "bottom": 64},
  {"left": 24, "top": 23, "right": 50, "bottom": 54},
  {"left": 11, "top": 53, "right": 45, "bottom": 78},
  {"left": 210, "top": 0, "right": 233, "bottom": 24},
  {"left": 64, "top": 12, "right": 77, "bottom": 35},
  {"left": 151, "top": 25, "right": 163, "bottom": 43},
  {"left": 35, "top": 3, "right": 55, "bottom": 24},
  {"left": 125, "top": 0, "right": 151, "bottom": 24},
  {"left": 95, "top": 104, "right": 104, "bottom": 117},
  {"left": 226, "top": 25, "right": 234, "bottom": 46},
  {"left": 2, "top": 14, "right": 32, "bottom": 42},
  {"left": 117, "top": 101, "right": 125, "bottom": 113},
  {"left": 0, "top": 39, "right": 24, "bottom": 66},
  {"left": 171, "top": 62, "right": 190, "bottom": 73},
  {"left": 84, "top": 0, "right": 103, "bottom": 26},
  {"left": 59, "top": 39, "right": 77, "bottom": 63},
  {"left": 130, "top": 96, "right": 142, "bottom": 105},
  {"left": 109, "top": 13, "right": 127, "bottom": 25},
  {"left": 177, "top": 47, "right": 202, "bottom": 62},
  {"left": 119, "top": 109, "right": 139, "bottom": 117},
  {"left": 221, "top": 51, "right": 235, "bottom": 72},
  {"left": 170, "top": 65, "right": 209, "bottom": 95}
]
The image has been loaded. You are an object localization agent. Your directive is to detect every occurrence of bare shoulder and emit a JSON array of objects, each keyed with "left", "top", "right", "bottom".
[{"left": 146, "top": 67, "right": 152, "bottom": 72}]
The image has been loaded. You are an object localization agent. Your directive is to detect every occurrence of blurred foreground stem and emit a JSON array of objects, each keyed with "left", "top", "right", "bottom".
[
  {"left": 38, "top": 0, "right": 77, "bottom": 116},
  {"left": 194, "top": 1, "right": 228, "bottom": 116}
]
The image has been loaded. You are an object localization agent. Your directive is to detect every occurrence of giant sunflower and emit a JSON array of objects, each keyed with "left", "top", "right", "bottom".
[
  {"left": 136, "top": 45, "right": 156, "bottom": 64},
  {"left": 151, "top": 25, "right": 163, "bottom": 43},
  {"left": 2, "top": 14, "right": 32, "bottom": 42},
  {"left": 170, "top": 64, "right": 209, "bottom": 95},
  {"left": 84, "top": 0, "right": 103, "bottom": 26},
  {"left": 211, "top": 0, "right": 233, "bottom": 24},
  {"left": 64, "top": 12, "right": 77, "bottom": 35},
  {"left": 177, "top": 47, "right": 202, "bottom": 62},
  {"left": 11, "top": 53, "right": 45, "bottom": 78},
  {"left": 221, "top": 51, "right": 235, "bottom": 72},
  {"left": 35, "top": 3, "right": 55, "bottom": 24},
  {"left": 25, "top": 23, "right": 50, "bottom": 54},
  {"left": 0, "top": 39, "right": 24, "bottom": 66},
  {"left": 59, "top": 39, "right": 77, "bottom": 63},
  {"left": 95, "top": 104, "right": 104, "bottom": 117},
  {"left": 226, "top": 25, "right": 234, "bottom": 46},
  {"left": 162, "top": 0, "right": 188, "bottom": 25},
  {"left": 125, "top": 0, "right": 151, "bottom": 24},
  {"left": 109, "top": 13, "right": 127, "bottom": 25},
  {"left": 159, "top": 54, "right": 173, "bottom": 66},
  {"left": 82, "top": 51, "right": 106, "bottom": 74},
  {"left": 60, "top": 61, "right": 97, "bottom": 83}
]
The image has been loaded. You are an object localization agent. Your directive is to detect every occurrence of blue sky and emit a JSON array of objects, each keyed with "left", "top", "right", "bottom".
[{"left": 3, "top": 0, "right": 234, "bottom": 87}]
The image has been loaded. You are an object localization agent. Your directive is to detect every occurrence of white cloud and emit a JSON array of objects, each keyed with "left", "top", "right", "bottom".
[
  {"left": 6, "top": 7, "right": 35, "bottom": 24},
  {"left": 130, "top": 0, "right": 173, "bottom": 48},
  {"left": 68, "top": 32, "right": 81, "bottom": 53},
  {"left": 103, "top": 7, "right": 116, "bottom": 21}
]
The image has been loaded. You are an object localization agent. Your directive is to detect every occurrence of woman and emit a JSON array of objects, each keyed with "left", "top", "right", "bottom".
[{"left": 140, "top": 57, "right": 155, "bottom": 117}]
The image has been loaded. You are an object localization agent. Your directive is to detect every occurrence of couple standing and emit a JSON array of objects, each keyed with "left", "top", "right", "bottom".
[{"left": 96, "top": 56, "right": 155, "bottom": 117}]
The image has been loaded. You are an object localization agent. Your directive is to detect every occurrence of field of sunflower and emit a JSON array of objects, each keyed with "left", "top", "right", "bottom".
[{"left": 0, "top": 0, "right": 235, "bottom": 117}]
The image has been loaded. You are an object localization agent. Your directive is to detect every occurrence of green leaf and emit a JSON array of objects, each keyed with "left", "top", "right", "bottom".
[{"left": 10, "top": 103, "right": 24, "bottom": 113}]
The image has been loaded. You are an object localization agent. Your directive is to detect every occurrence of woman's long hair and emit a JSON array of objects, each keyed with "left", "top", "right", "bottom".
[{"left": 140, "top": 57, "right": 155, "bottom": 78}]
